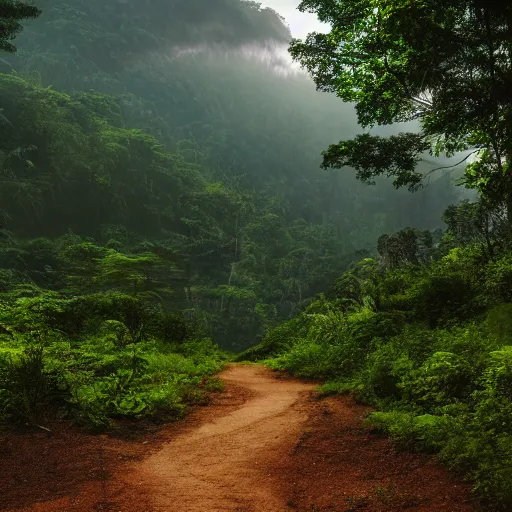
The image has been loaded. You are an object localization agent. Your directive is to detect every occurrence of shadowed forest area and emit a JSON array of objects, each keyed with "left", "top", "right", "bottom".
[{"left": 2, "top": 0, "right": 512, "bottom": 510}]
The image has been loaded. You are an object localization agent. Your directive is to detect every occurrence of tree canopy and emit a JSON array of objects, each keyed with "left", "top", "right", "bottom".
[
  {"left": 0, "top": 0, "right": 40, "bottom": 53},
  {"left": 290, "top": 0, "right": 512, "bottom": 221}
]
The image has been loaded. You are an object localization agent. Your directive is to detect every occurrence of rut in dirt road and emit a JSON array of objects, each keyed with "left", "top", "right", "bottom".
[{"left": 134, "top": 364, "right": 314, "bottom": 512}]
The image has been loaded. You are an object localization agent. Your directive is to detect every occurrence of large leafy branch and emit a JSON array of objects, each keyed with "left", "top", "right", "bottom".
[{"left": 290, "top": 0, "right": 512, "bottom": 215}]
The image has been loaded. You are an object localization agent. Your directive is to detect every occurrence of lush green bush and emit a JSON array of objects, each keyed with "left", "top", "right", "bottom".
[
  {"left": 484, "top": 255, "right": 512, "bottom": 304},
  {"left": 398, "top": 352, "right": 473, "bottom": 410},
  {"left": 267, "top": 338, "right": 346, "bottom": 379},
  {"left": 0, "top": 289, "right": 227, "bottom": 430},
  {"left": 0, "top": 346, "right": 55, "bottom": 424}
]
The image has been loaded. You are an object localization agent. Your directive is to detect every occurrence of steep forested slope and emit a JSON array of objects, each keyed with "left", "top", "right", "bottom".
[
  {"left": 1, "top": 0, "right": 458, "bottom": 349},
  {"left": 0, "top": 0, "right": 461, "bottom": 431}
]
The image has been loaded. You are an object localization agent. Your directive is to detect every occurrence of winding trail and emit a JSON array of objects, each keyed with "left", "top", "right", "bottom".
[
  {"left": 135, "top": 364, "right": 314, "bottom": 511},
  {"left": 3, "top": 364, "right": 481, "bottom": 512}
]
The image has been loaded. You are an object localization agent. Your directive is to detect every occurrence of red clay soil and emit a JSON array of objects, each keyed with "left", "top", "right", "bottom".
[{"left": 1, "top": 364, "right": 481, "bottom": 512}]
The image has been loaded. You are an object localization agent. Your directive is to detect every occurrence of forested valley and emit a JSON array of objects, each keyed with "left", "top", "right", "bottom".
[{"left": 2, "top": 0, "right": 512, "bottom": 510}]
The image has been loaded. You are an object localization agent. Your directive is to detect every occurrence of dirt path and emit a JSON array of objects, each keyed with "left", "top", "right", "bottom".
[
  {"left": 132, "top": 364, "right": 315, "bottom": 511},
  {"left": 2, "top": 364, "right": 482, "bottom": 512}
]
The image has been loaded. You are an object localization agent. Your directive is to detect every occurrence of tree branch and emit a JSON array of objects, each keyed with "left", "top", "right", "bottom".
[
  {"left": 423, "top": 150, "right": 479, "bottom": 174},
  {"left": 411, "top": 96, "right": 432, "bottom": 108}
]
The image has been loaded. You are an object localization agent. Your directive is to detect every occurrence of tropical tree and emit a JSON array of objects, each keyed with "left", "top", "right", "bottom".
[
  {"left": 0, "top": 0, "right": 41, "bottom": 53},
  {"left": 290, "top": 1, "right": 512, "bottom": 223}
]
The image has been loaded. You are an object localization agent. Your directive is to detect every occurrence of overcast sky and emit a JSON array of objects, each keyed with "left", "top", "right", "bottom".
[{"left": 260, "top": 0, "right": 329, "bottom": 39}]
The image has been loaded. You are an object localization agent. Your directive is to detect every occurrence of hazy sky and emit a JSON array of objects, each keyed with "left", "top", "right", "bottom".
[{"left": 260, "top": 0, "right": 329, "bottom": 38}]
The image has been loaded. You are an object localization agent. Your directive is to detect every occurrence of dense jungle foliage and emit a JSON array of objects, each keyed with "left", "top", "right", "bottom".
[
  {"left": 0, "top": 0, "right": 459, "bottom": 351},
  {"left": 243, "top": 213, "right": 512, "bottom": 509},
  {"left": 0, "top": 0, "right": 460, "bottom": 435}
]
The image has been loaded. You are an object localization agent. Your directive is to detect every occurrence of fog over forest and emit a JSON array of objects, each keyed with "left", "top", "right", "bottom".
[{"left": 0, "top": 0, "right": 463, "bottom": 350}]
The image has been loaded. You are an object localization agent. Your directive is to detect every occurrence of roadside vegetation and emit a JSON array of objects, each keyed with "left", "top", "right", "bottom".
[
  {"left": 0, "top": 277, "right": 228, "bottom": 431},
  {"left": 239, "top": 209, "right": 512, "bottom": 509}
]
